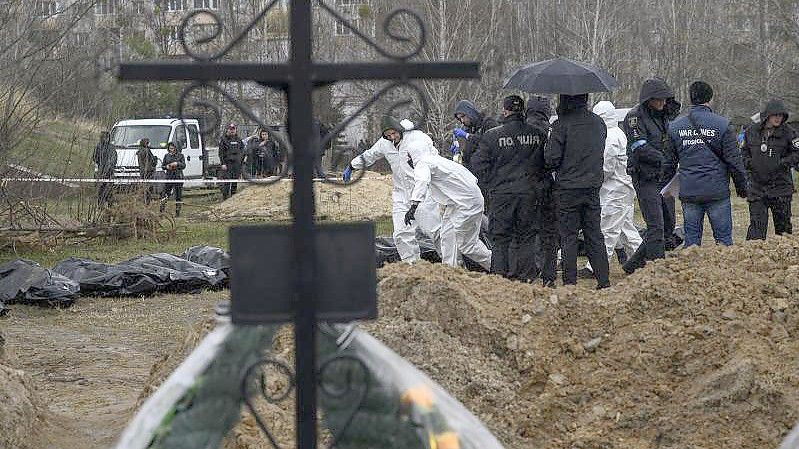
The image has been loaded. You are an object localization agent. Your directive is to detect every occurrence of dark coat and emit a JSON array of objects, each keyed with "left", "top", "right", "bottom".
[
  {"left": 453, "top": 100, "right": 499, "bottom": 172},
  {"left": 623, "top": 79, "right": 680, "bottom": 184},
  {"left": 136, "top": 146, "right": 157, "bottom": 179},
  {"left": 742, "top": 100, "right": 799, "bottom": 200},
  {"left": 219, "top": 134, "right": 245, "bottom": 165},
  {"left": 668, "top": 105, "right": 747, "bottom": 203},
  {"left": 545, "top": 95, "right": 607, "bottom": 190},
  {"left": 472, "top": 114, "right": 549, "bottom": 199},
  {"left": 162, "top": 152, "right": 186, "bottom": 179},
  {"left": 93, "top": 142, "right": 117, "bottom": 177}
]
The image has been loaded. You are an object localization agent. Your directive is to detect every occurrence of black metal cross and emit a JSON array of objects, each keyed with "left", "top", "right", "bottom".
[{"left": 117, "top": 2, "right": 478, "bottom": 448}]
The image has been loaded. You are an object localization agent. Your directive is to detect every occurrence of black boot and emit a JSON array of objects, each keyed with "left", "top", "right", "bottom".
[
  {"left": 615, "top": 248, "right": 628, "bottom": 266},
  {"left": 159, "top": 198, "right": 166, "bottom": 213},
  {"left": 175, "top": 203, "right": 181, "bottom": 218}
]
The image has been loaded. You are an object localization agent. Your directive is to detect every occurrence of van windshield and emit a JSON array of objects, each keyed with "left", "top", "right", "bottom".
[{"left": 111, "top": 125, "right": 172, "bottom": 148}]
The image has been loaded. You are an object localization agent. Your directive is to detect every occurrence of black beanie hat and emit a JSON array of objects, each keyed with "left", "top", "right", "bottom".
[
  {"left": 690, "top": 81, "right": 713, "bottom": 105},
  {"left": 503, "top": 95, "right": 525, "bottom": 113}
]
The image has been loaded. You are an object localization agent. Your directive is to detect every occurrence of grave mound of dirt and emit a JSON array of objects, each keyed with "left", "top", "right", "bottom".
[
  {"left": 203, "top": 173, "right": 393, "bottom": 221},
  {"left": 139, "top": 235, "right": 799, "bottom": 448},
  {"left": 371, "top": 235, "right": 799, "bottom": 448},
  {"left": 0, "top": 341, "right": 45, "bottom": 449}
]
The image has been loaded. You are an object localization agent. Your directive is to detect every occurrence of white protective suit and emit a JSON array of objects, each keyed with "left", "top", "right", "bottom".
[
  {"left": 350, "top": 129, "right": 442, "bottom": 263},
  {"left": 407, "top": 144, "right": 491, "bottom": 270},
  {"left": 587, "top": 101, "right": 642, "bottom": 269}
]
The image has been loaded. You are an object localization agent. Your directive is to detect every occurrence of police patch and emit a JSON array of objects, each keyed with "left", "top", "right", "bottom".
[
  {"left": 628, "top": 117, "right": 638, "bottom": 128},
  {"left": 793, "top": 138, "right": 799, "bottom": 149}
]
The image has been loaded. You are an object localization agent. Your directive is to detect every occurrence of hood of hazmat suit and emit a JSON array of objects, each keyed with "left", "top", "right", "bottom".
[{"left": 593, "top": 100, "right": 635, "bottom": 201}]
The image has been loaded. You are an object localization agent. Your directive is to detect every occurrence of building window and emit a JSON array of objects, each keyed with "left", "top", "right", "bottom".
[
  {"left": 167, "top": 0, "right": 186, "bottom": 11},
  {"left": 73, "top": 32, "right": 90, "bottom": 46},
  {"left": 193, "top": 0, "right": 219, "bottom": 9},
  {"left": 335, "top": 19, "right": 361, "bottom": 36},
  {"left": 95, "top": 0, "right": 117, "bottom": 15},
  {"left": 167, "top": 25, "right": 181, "bottom": 44},
  {"left": 335, "top": 0, "right": 359, "bottom": 5},
  {"left": 39, "top": 1, "right": 60, "bottom": 17}
]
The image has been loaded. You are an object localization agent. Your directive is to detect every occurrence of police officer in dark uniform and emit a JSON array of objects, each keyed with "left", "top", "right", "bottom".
[
  {"left": 219, "top": 123, "right": 245, "bottom": 200},
  {"left": 622, "top": 78, "right": 681, "bottom": 274},
  {"left": 742, "top": 99, "right": 799, "bottom": 239},
  {"left": 545, "top": 94, "right": 610, "bottom": 289},
  {"left": 472, "top": 95, "right": 552, "bottom": 283}
]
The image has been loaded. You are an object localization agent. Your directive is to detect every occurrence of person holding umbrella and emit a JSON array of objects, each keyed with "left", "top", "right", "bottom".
[{"left": 505, "top": 57, "right": 616, "bottom": 289}]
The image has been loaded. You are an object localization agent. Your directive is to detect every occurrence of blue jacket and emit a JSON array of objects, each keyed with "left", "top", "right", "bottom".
[{"left": 667, "top": 105, "right": 747, "bottom": 203}]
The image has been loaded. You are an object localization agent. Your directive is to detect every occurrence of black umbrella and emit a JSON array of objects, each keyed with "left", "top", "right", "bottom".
[{"left": 504, "top": 57, "right": 618, "bottom": 95}]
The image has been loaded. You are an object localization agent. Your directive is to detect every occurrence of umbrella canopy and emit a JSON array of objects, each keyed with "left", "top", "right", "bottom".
[{"left": 504, "top": 57, "right": 618, "bottom": 95}]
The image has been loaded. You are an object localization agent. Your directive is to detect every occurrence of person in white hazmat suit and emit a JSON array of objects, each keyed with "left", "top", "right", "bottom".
[
  {"left": 402, "top": 127, "right": 492, "bottom": 271},
  {"left": 343, "top": 117, "right": 442, "bottom": 263},
  {"left": 582, "top": 101, "right": 643, "bottom": 276}
]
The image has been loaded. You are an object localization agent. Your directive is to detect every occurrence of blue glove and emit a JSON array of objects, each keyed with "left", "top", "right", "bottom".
[
  {"left": 342, "top": 165, "right": 353, "bottom": 182},
  {"left": 448, "top": 141, "right": 460, "bottom": 155},
  {"left": 453, "top": 128, "right": 470, "bottom": 139}
]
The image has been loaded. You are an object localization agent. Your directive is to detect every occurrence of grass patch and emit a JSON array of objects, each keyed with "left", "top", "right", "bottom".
[{"left": 4, "top": 118, "right": 99, "bottom": 178}]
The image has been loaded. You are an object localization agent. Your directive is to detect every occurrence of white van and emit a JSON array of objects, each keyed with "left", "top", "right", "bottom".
[{"left": 110, "top": 118, "right": 205, "bottom": 179}]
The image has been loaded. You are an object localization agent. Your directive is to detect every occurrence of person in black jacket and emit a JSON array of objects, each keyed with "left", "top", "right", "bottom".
[
  {"left": 545, "top": 94, "right": 610, "bottom": 289},
  {"left": 452, "top": 100, "right": 499, "bottom": 175},
  {"left": 92, "top": 131, "right": 117, "bottom": 206},
  {"left": 160, "top": 142, "right": 186, "bottom": 217},
  {"left": 218, "top": 123, "right": 245, "bottom": 199},
  {"left": 472, "top": 95, "right": 551, "bottom": 283},
  {"left": 621, "top": 78, "right": 681, "bottom": 273},
  {"left": 525, "top": 96, "right": 559, "bottom": 287},
  {"left": 136, "top": 138, "right": 158, "bottom": 204},
  {"left": 742, "top": 99, "right": 799, "bottom": 240},
  {"left": 247, "top": 128, "right": 277, "bottom": 177}
]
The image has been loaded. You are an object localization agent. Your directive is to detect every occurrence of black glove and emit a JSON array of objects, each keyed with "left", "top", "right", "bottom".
[
  {"left": 404, "top": 203, "right": 418, "bottom": 226},
  {"left": 736, "top": 185, "right": 748, "bottom": 199}
]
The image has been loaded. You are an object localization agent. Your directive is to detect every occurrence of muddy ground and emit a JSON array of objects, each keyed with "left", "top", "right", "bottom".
[
  {"left": 0, "top": 293, "right": 221, "bottom": 449},
  {"left": 3, "top": 236, "right": 799, "bottom": 448}
]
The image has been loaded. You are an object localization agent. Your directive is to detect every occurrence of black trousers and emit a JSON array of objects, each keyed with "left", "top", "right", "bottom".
[
  {"left": 161, "top": 181, "right": 183, "bottom": 202},
  {"left": 625, "top": 180, "right": 665, "bottom": 271},
  {"left": 747, "top": 196, "right": 793, "bottom": 240},
  {"left": 97, "top": 178, "right": 113, "bottom": 205},
  {"left": 555, "top": 187, "right": 609, "bottom": 287},
  {"left": 488, "top": 194, "right": 557, "bottom": 283},
  {"left": 661, "top": 184, "right": 676, "bottom": 248},
  {"left": 221, "top": 162, "right": 242, "bottom": 199}
]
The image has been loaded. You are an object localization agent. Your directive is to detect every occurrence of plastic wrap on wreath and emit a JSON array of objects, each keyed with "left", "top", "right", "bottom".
[
  {"left": 317, "top": 324, "right": 504, "bottom": 449},
  {"left": 181, "top": 246, "right": 232, "bottom": 275},
  {"left": 52, "top": 257, "right": 159, "bottom": 297},
  {"left": 119, "top": 253, "right": 227, "bottom": 293},
  {"left": 0, "top": 259, "right": 79, "bottom": 308}
]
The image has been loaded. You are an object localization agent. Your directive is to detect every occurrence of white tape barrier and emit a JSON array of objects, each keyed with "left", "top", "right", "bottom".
[{"left": 0, "top": 176, "right": 384, "bottom": 184}]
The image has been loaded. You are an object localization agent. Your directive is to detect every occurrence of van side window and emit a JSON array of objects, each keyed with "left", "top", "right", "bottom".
[
  {"left": 175, "top": 125, "right": 188, "bottom": 149},
  {"left": 188, "top": 125, "right": 200, "bottom": 149}
]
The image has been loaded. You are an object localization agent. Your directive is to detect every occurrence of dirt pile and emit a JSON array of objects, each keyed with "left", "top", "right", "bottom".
[
  {"left": 203, "top": 173, "right": 393, "bottom": 221},
  {"left": 135, "top": 235, "right": 799, "bottom": 448},
  {"left": 369, "top": 236, "right": 799, "bottom": 448},
  {"left": 0, "top": 335, "right": 45, "bottom": 449}
]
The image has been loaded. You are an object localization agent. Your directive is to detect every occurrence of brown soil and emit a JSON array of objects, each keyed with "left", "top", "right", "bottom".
[
  {"left": 367, "top": 237, "right": 799, "bottom": 448},
  {"left": 0, "top": 292, "right": 222, "bottom": 449},
  {"left": 3, "top": 236, "right": 799, "bottom": 448},
  {"left": 202, "top": 173, "right": 393, "bottom": 221}
]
